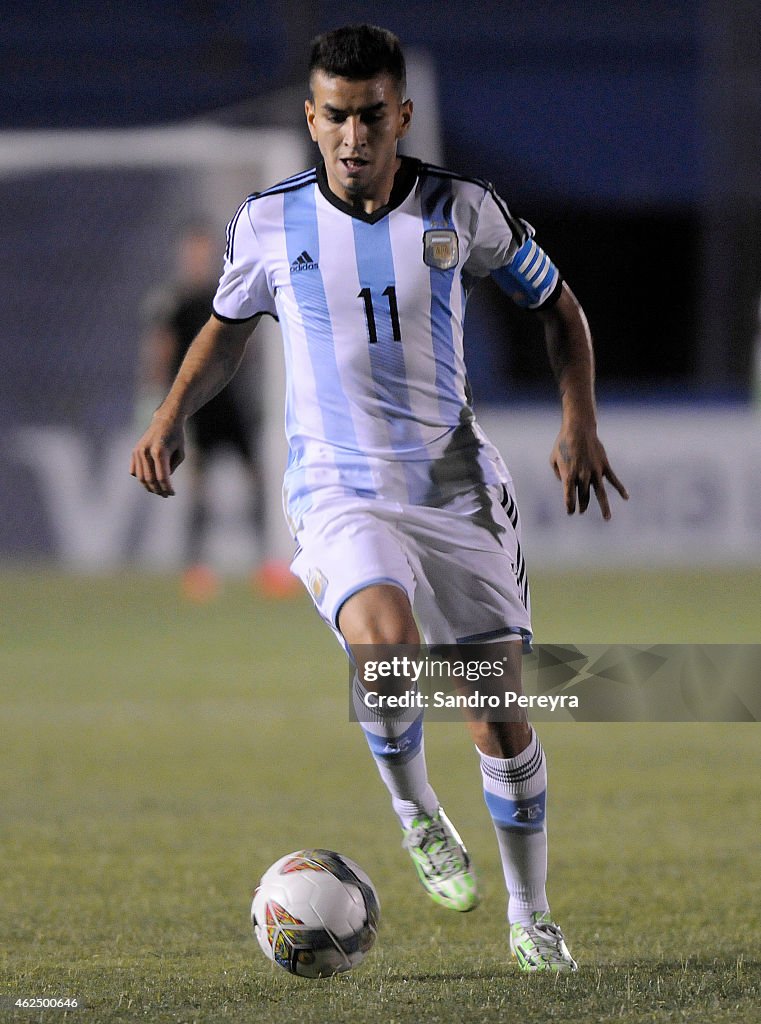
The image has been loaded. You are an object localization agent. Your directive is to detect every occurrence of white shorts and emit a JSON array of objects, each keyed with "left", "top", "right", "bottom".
[{"left": 290, "top": 482, "right": 531, "bottom": 649}]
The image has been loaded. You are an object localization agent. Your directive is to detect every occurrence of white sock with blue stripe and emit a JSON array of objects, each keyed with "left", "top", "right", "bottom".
[
  {"left": 478, "top": 728, "right": 550, "bottom": 927},
  {"left": 352, "top": 676, "right": 438, "bottom": 828}
]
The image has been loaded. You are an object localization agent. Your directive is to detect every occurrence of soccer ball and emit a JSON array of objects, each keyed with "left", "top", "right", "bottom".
[{"left": 251, "top": 849, "right": 380, "bottom": 978}]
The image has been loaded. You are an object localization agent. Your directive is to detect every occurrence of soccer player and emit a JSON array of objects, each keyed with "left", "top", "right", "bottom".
[{"left": 130, "top": 24, "right": 628, "bottom": 972}]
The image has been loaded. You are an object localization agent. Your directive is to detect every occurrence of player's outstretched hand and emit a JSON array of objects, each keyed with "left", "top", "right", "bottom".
[
  {"left": 130, "top": 414, "right": 185, "bottom": 497},
  {"left": 550, "top": 427, "right": 628, "bottom": 520}
]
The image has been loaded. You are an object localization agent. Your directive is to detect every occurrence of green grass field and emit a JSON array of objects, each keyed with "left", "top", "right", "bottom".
[{"left": 1, "top": 568, "right": 760, "bottom": 1023}]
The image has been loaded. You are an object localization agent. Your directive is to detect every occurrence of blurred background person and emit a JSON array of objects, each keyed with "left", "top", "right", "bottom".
[{"left": 137, "top": 221, "right": 295, "bottom": 600}]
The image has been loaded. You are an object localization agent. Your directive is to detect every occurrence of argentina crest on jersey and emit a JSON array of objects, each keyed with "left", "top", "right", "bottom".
[{"left": 422, "top": 228, "right": 459, "bottom": 270}]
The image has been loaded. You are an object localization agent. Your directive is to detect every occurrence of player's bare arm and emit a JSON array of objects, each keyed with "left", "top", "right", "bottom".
[
  {"left": 130, "top": 314, "right": 257, "bottom": 497},
  {"left": 540, "top": 283, "right": 629, "bottom": 519}
]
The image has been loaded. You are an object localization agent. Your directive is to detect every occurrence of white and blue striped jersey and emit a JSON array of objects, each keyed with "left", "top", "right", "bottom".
[{"left": 212, "top": 157, "right": 562, "bottom": 531}]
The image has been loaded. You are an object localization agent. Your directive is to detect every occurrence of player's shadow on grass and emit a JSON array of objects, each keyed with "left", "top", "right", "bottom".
[
  {"left": 389, "top": 957, "right": 761, "bottom": 984},
  {"left": 593, "top": 959, "right": 761, "bottom": 970},
  {"left": 386, "top": 968, "right": 546, "bottom": 983}
]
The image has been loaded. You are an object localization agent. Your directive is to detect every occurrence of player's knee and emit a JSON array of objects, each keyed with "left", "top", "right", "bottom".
[
  {"left": 350, "top": 621, "right": 419, "bottom": 646},
  {"left": 338, "top": 584, "right": 418, "bottom": 646}
]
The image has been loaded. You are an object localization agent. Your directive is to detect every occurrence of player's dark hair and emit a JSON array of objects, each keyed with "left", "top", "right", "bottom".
[{"left": 308, "top": 25, "right": 406, "bottom": 97}]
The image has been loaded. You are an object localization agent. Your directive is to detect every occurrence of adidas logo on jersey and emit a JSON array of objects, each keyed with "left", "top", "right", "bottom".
[{"left": 290, "top": 250, "right": 319, "bottom": 273}]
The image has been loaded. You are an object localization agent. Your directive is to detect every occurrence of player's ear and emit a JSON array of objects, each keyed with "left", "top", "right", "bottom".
[
  {"left": 305, "top": 98, "right": 318, "bottom": 142},
  {"left": 398, "top": 98, "right": 413, "bottom": 139}
]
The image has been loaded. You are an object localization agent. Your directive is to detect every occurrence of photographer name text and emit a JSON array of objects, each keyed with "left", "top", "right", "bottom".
[{"left": 361, "top": 690, "right": 579, "bottom": 712}]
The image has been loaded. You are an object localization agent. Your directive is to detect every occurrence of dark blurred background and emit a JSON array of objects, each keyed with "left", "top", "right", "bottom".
[
  {"left": 4, "top": 0, "right": 760, "bottom": 402},
  {"left": 3, "top": 0, "right": 761, "bottom": 570}
]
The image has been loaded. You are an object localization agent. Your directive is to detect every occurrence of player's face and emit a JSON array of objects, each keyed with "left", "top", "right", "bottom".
[{"left": 306, "top": 71, "right": 412, "bottom": 213}]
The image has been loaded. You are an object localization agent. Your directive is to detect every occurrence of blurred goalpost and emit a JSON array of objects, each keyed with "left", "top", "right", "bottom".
[{"left": 0, "top": 125, "right": 307, "bottom": 567}]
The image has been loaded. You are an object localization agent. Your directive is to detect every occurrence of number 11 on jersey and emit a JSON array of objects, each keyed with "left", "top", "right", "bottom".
[{"left": 358, "top": 286, "right": 402, "bottom": 344}]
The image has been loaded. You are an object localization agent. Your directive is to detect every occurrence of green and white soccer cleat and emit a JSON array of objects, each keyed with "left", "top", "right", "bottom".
[
  {"left": 509, "top": 911, "right": 578, "bottom": 972},
  {"left": 402, "top": 807, "right": 479, "bottom": 912}
]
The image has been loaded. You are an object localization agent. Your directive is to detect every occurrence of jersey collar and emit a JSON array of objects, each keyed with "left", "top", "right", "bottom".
[{"left": 316, "top": 156, "right": 420, "bottom": 224}]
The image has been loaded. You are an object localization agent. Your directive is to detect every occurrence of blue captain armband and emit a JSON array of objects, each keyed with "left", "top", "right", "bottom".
[{"left": 491, "top": 238, "right": 562, "bottom": 310}]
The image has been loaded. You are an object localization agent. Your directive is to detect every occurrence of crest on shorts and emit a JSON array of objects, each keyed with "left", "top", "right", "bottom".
[
  {"left": 307, "top": 568, "right": 328, "bottom": 604},
  {"left": 423, "top": 229, "right": 459, "bottom": 270}
]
